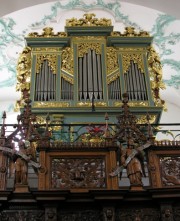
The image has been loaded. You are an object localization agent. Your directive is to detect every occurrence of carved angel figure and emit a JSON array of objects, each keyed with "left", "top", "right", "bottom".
[{"left": 120, "top": 138, "right": 146, "bottom": 186}]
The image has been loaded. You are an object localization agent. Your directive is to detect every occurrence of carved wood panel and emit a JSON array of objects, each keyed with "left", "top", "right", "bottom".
[
  {"left": 147, "top": 149, "right": 180, "bottom": 188},
  {"left": 115, "top": 208, "right": 160, "bottom": 221},
  {"left": 51, "top": 157, "right": 106, "bottom": 189}
]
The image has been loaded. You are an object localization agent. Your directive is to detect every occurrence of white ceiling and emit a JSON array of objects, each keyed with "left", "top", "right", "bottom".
[{"left": 1, "top": 0, "right": 180, "bottom": 19}]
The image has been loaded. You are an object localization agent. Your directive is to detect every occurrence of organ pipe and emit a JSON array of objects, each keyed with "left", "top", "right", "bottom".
[{"left": 35, "top": 59, "right": 56, "bottom": 101}]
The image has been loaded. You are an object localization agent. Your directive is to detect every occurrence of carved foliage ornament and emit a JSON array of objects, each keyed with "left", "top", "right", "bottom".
[
  {"left": 147, "top": 46, "right": 166, "bottom": 108},
  {"left": 122, "top": 53, "right": 144, "bottom": 74},
  {"left": 160, "top": 156, "right": 180, "bottom": 186},
  {"left": 66, "top": 13, "right": 112, "bottom": 27},
  {"left": 61, "top": 47, "right": 74, "bottom": 76},
  {"left": 51, "top": 158, "right": 106, "bottom": 189},
  {"left": 16, "top": 46, "right": 32, "bottom": 110},
  {"left": 28, "top": 27, "right": 67, "bottom": 38},
  {"left": 106, "top": 47, "right": 119, "bottom": 75},
  {"left": 36, "top": 54, "right": 57, "bottom": 74},
  {"left": 111, "top": 26, "right": 150, "bottom": 37},
  {"left": 78, "top": 43, "right": 101, "bottom": 57}
]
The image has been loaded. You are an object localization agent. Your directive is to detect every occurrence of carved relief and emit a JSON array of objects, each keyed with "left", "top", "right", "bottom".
[
  {"left": 122, "top": 53, "right": 144, "bottom": 74},
  {"left": 66, "top": 13, "right": 111, "bottom": 27},
  {"left": 0, "top": 210, "right": 44, "bottom": 221},
  {"left": 36, "top": 54, "right": 57, "bottom": 74},
  {"left": 111, "top": 27, "right": 150, "bottom": 37},
  {"left": 45, "top": 208, "right": 57, "bottom": 221},
  {"left": 16, "top": 46, "right": 32, "bottom": 109},
  {"left": 106, "top": 47, "right": 119, "bottom": 75},
  {"left": 61, "top": 47, "right": 74, "bottom": 76},
  {"left": 147, "top": 46, "right": 166, "bottom": 109},
  {"left": 51, "top": 158, "right": 106, "bottom": 189},
  {"left": 58, "top": 209, "right": 102, "bottom": 221},
  {"left": 78, "top": 43, "right": 101, "bottom": 57},
  {"left": 28, "top": 27, "right": 67, "bottom": 38},
  {"left": 160, "top": 156, "right": 180, "bottom": 186},
  {"left": 116, "top": 208, "right": 160, "bottom": 221}
]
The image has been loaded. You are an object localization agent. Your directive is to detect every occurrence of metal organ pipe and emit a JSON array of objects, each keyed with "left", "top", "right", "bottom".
[{"left": 35, "top": 59, "right": 56, "bottom": 101}]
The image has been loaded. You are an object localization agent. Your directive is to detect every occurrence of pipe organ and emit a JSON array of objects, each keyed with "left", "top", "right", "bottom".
[
  {"left": 16, "top": 14, "right": 164, "bottom": 125},
  {"left": 35, "top": 59, "right": 56, "bottom": 101},
  {"left": 78, "top": 49, "right": 103, "bottom": 101},
  {"left": 124, "top": 60, "right": 148, "bottom": 101}
]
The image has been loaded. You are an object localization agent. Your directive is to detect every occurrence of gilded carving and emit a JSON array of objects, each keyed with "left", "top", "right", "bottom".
[
  {"left": 33, "top": 102, "right": 70, "bottom": 108},
  {"left": 66, "top": 13, "right": 111, "bottom": 27},
  {"left": 73, "top": 36, "right": 105, "bottom": 41},
  {"left": 114, "top": 101, "right": 148, "bottom": 107},
  {"left": 32, "top": 47, "right": 61, "bottom": 52},
  {"left": 78, "top": 43, "right": 101, "bottom": 57},
  {"left": 61, "top": 47, "right": 74, "bottom": 75},
  {"left": 28, "top": 27, "right": 67, "bottom": 38},
  {"left": 137, "top": 115, "right": 156, "bottom": 124},
  {"left": 122, "top": 53, "right": 144, "bottom": 74},
  {"left": 36, "top": 54, "right": 57, "bottom": 74},
  {"left": 148, "top": 46, "right": 166, "bottom": 108},
  {"left": 118, "top": 47, "right": 146, "bottom": 52},
  {"left": 61, "top": 73, "right": 74, "bottom": 84},
  {"left": 77, "top": 102, "right": 107, "bottom": 107},
  {"left": 107, "top": 73, "right": 120, "bottom": 84},
  {"left": 111, "top": 27, "right": 150, "bottom": 37},
  {"left": 106, "top": 47, "right": 119, "bottom": 75},
  {"left": 16, "top": 46, "right": 32, "bottom": 109}
]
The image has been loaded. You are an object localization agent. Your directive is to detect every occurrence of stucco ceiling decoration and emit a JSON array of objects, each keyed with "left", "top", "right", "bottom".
[{"left": 0, "top": 0, "right": 180, "bottom": 19}]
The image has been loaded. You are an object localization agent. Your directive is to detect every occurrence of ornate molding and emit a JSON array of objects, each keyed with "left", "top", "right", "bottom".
[
  {"left": 66, "top": 13, "right": 111, "bottom": 27},
  {"left": 111, "top": 27, "right": 150, "bottom": 37},
  {"left": 33, "top": 102, "right": 70, "bottom": 108},
  {"left": 114, "top": 101, "right": 149, "bottom": 107},
  {"left": 27, "top": 27, "right": 67, "bottom": 38},
  {"left": 77, "top": 102, "right": 107, "bottom": 107}
]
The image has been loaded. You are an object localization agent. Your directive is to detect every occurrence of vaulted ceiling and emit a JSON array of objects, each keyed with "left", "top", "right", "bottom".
[{"left": 1, "top": 0, "right": 180, "bottom": 19}]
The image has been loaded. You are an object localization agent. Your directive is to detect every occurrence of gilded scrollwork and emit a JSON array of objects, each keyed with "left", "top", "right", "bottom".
[
  {"left": 33, "top": 47, "right": 61, "bottom": 52},
  {"left": 111, "top": 27, "right": 150, "bottom": 37},
  {"left": 28, "top": 27, "right": 67, "bottom": 38},
  {"left": 78, "top": 43, "right": 101, "bottom": 57},
  {"left": 33, "top": 102, "right": 70, "bottom": 108},
  {"left": 36, "top": 54, "right": 57, "bottom": 74},
  {"left": 66, "top": 13, "right": 111, "bottom": 27},
  {"left": 106, "top": 47, "right": 119, "bottom": 75},
  {"left": 137, "top": 115, "right": 156, "bottom": 124},
  {"left": 122, "top": 53, "right": 144, "bottom": 74},
  {"left": 114, "top": 101, "right": 149, "bottom": 107},
  {"left": 61, "top": 47, "right": 74, "bottom": 75},
  {"left": 16, "top": 46, "right": 32, "bottom": 109},
  {"left": 148, "top": 46, "right": 166, "bottom": 108},
  {"left": 77, "top": 102, "right": 107, "bottom": 107}
]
